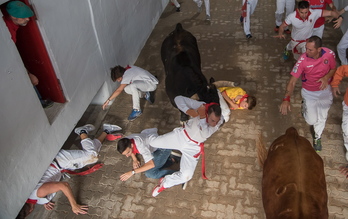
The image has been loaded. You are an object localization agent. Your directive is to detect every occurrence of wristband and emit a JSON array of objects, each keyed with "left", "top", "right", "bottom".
[
  {"left": 132, "top": 170, "right": 135, "bottom": 175},
  {"left": 339, "top": 15, "right": 344, "bottom": 19},
  {"left": 282, "top": 96, "right": 290, "bottom": 102}
]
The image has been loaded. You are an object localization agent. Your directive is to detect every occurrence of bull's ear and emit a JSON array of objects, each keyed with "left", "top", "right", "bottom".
[{"left": 209, "top": 77, "right": 215, "bottom": 84}]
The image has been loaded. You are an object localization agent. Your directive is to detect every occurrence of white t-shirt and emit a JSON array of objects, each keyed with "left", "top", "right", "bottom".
[
  {"left": 121, "top": 66, "right": 158, "bottom": 85},
  {"left": 126, "top": 128, "right": 158, "bottom": 163},
  {"left": 28, "top": 165, "right": 61, "bottom": 204},
  {"left": 285, "top": 9, "right": 322, "bottom": 41}
]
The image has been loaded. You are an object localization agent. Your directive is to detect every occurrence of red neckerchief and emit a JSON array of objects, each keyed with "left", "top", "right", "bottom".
[
  {"left": 238, "top": 94, "right": 249, "bottom": 108},
  {"left": 204, "top": 102, "right": 219, "bottom": 122},
  {"left": 131, "top": 139, "right": 140, "bottom": 154},
  {"left": 295, "top": 9, "right": 311, "bottom": 21},
  {"left": 125, "top": 65, "right": 131, "bottom": 70},
  {"left": 26, "top": 199, "right": 37, "bottom": 204}
]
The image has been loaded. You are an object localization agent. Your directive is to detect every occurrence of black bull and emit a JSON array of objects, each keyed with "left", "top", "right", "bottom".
[
  {"left": 161, "top": 23, "right": 219, "bottom": 121},
  {"left": 258, "top": 127, "right": 328, "bottom": 219}
]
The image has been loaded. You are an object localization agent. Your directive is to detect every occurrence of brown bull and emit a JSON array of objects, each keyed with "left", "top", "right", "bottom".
[{"left": 257, "top": 127, "right": 328, "bottom": 219}]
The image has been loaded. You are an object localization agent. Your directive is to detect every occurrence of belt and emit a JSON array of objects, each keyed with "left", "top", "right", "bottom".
[
  {"left": 183, "top": 129, "right": 208, "bottom": 179},
  {"left": 291, "top": 38, "right": 307, "bottom": 54}
]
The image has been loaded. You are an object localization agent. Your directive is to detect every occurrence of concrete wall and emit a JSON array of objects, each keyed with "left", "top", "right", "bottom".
[
  {"left": 0, "top": 0, "right": 168, "bottom": 218},
  {"left": 334, "top": 0, "right": 348, "bottom": 33}
]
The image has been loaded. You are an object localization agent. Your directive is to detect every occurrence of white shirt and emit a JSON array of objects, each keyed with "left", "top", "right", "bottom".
[
  {"left": 121, "top": 66, "right": 158, "bottom": 85},
  {"left": 126, "top": 128, "right": 158, "bottom": 163},
  {"left": 285, "top": 9, "right": 322, "bottom": 41}
]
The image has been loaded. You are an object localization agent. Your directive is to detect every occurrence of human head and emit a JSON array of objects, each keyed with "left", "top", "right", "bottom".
[
  {"left": 206, "top": 104, "right": 221, "bottom": 127},
  {"left": 117, "top": 138, "right": 132, "bottom": 157},
  {"left": 238, "top": 95, "right": 257, "bottom": 110},
  {"left": 6, "top": 1, "right": 34, "bottom": 26},
  {"left": 16, "top": 202, "right": 35, "bottom": 219},
  {"left": 297, "top": 1, "right": 310, "bottom": 20},
  {"left": 305, "top": 36, "right": 322, "bottom": 59},
  {"left": 110, "top": 65, "right": 126, "bottom": 82}
]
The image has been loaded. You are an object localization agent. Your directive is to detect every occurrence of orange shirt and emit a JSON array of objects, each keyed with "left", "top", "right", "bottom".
[{"left": 331, "top": 65, "right": 348, "bottom": 105}]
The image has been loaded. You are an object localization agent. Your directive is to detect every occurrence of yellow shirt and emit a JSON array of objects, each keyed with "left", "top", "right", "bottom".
[{"left": 218, "top": 87, "right": 246, "bottom": 109}]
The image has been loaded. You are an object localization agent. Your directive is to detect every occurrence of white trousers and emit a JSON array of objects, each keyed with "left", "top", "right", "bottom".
[
  {"left": 55, "top": 138, "right": 102, "bottom": 170},
  {"left": 193, "top": 0, "right": 210, "bottom": 16},
  {"left": 150, "top": 128, "right": 201, "bottom": 188},
  {"left": 337, "top": 29, "right": 348, "bottom": 65},
  {"left": 312, "top": 25, "right": 324, "bottom": 39},
  {"left": 275, "top": 0, "right": 295, "bottom": 27},
  {"left": 286, "top": 40, "right": 306, "bottom": 60},
  {"left": 242, "top": 0, "right": 258, "bottom": 35},
  {"left": 124, "top": 81, "right": 157, "bottom": 110},
  {"left": 342, "top": 101, "right": 348, "bottom": 151},
  {"left": 301, "top": 87, "right": 333, "bottom": 139},
  {"left": 171, "top": 0, "right": 180, "bottom": 8}
]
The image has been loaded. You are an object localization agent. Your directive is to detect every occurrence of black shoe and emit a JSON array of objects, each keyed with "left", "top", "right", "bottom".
[
  {"left": 246, "top": 34, "right": 252, "bottom": 39},
  {"left": 42, "top": 99, "right": 54, "bottom": 108},
  {"left": 145, "top": 91, "right": 155, "bottom": 104},
  {"left": 240, "top": 16, "right": 243, "bottom": 23},
  {"left": 176, "top": 7, "right": 180, "bottom": 12}
]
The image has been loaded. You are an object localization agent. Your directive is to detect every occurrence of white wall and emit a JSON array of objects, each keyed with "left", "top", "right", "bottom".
[{"left": 0, "top": 0, "right": 168, "bottom": 218}]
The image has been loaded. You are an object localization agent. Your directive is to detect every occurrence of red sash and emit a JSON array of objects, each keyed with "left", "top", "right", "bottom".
[
  {"left": 50, "top": 162, "right": 103, "bottom": 176},
  {"left": 183, "top": 129, "right": 208, "bottom": 179}
]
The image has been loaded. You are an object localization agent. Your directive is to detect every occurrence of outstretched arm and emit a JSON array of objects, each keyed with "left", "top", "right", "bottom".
[
  {"left": 37, "top": 182, "right": 88, "bottom": 215},
  {"left": 120, "top": 160, "right": 155, "bottom": 181},
  {"left": 102, "top": 84, "right": 127, "bottom": 110},
  {"left": 279, "top": 76, "right": 299, "bottom": 115}
]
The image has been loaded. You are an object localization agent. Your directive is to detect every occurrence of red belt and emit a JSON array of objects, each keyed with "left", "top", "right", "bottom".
[
  {"left": 50, "top": 162, "right": 103, "bottom": 176},
  {"left": 183, "top": 129, "right": 208, "bottom": 179},
  {"left": 291, "top": 38, "right": 307, "bottom": 54}
]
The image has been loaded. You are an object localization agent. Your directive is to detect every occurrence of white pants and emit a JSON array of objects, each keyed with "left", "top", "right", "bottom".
[
  {"left": 193, "top": 0, "right": 210, "bottom": 16},
  {"left": 171, "top": 0, "right": 180, "bottom": 8},
  {"left": 286, "top": 40, "right": 306, "bottom": 60},
  {"left": 55, "top": 138, "right": 102, "bottom": 170},
  {"left": 312, "top": 25, "right": 324, "bottom": 39},
  {"left": 342, "top": 101, "right": 348, "bottom": 151},
  {"left": 242, "top": 0, "right": 258, "bottom": 35},
  {"left": 124, "top": 81, "right": 157, "bottom": 110},
  {"left": 337, "top": 29, "right": 348, "bottom": 65},
  {"left": 301, "top": 87, "right": 333, "bottom": 139},
  {"left": 150, "top": 128, "right": 201, "bottom": 188},
  {"left": 275, "top": 0, "right": 295, "bottom": 27}
]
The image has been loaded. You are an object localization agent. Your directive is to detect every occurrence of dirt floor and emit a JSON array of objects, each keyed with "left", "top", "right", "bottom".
[{"left": 28, "top": 0, "right": 348, "bottom": 218}]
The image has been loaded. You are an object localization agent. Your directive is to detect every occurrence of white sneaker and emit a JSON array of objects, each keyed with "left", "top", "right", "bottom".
[
  {"left": 74, "top": 124, "right": 95, "bottom": 135},
  {"left": 103, "top": 124, "right": 122, "bottom": 133},
  {"left": 152, "top": 178, "right": 165, "bottom": 197},
  {"left": 346, "top": 151, "right": 348, "bottom": 162}
]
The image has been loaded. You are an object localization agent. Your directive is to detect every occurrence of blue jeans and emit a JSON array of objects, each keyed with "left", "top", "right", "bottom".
[{"left": 145, "top": 148, "right": 175, "bottom": 179}]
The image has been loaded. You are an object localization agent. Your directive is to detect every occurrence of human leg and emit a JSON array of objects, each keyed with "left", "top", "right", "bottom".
[
  {"left": 171, "top": 0, "right": 180, "bottom": 8},
  {"left": 145, "top": 148, "right": 175, "bottom": 179},
  {"left": 337, "top": 30, "right": 348, "bottom": 65},
  {"left": 342, "top": 101, "right": 348, "bottom": 160},
  {"left": 204, "top": 0, "right": 210, "bottom": 17},
  {"left": 312, "top": 88, "right": 333, "bottom": 139},
  {"left": 275, "top": 0, "right": 285, "bottom": 28},
  {"left": 193, "top": 0, "right": 203, "bottom": 12},
  {"left": 152, "top": 147, "right": 199, "bottom": 196}
]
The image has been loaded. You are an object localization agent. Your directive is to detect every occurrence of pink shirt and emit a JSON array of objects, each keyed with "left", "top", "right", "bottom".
[
  {"left": 291, "top": 47, "right": 336, "bottom": 91},
  {"left": 284, "top": 9, "right": 322, "bottom": 41},
  {"left": 306, "top": 0, "right": 333, "bottom": 28}
]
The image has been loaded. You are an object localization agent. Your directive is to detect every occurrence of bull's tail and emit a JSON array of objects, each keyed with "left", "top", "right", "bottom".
[
  {"left": 175, "top": 23, "right": 184, "bottom": 33},
  {"left": 256, "top": 132, "right": 268, "bottom": 167}
]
